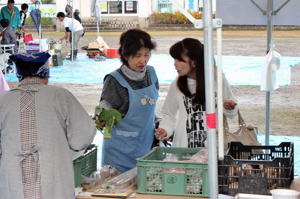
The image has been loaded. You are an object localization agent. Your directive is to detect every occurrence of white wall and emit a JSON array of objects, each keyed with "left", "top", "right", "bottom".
[
  {"left": 80, "top": 0, "right": 92, "bottom": 18},
  {"left": 55, "top": 0, "right": 67, "bottom": 14},
  {"left": 138, "top": 0, "right": 150, "bottom": 17}
]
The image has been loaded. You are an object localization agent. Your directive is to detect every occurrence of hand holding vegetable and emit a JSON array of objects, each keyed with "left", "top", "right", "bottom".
[{"left": 92, "top": 105, "right": 122, "bottom": 139}]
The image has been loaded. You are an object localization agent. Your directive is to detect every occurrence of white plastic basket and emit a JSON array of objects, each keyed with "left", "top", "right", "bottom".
[{"left": 270, "top": 189, "right": 299, "bottom": 199}]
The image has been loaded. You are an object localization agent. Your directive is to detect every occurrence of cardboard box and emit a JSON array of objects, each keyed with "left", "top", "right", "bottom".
[
  {"left": 86, "top": 36, "right": 109, "bottom": 56},
  {"left": 88, "top": 43, "right": 101, "bottom": 49}
]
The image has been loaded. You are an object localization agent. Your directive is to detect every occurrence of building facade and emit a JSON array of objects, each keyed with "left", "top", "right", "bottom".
[
  {"left": 0, "top": 0, "right": 216, "bottom": 29},
  {"left": 0, "top": 0, "right": 211, "bottom": 19}
]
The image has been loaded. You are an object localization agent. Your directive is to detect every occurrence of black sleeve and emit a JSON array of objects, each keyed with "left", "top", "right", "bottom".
[
  {"left": 100, "top": 75, "right": 129, "bottom": 115},
  {"left": 65, "top": 27, "right": 71, "bottom": 32}
]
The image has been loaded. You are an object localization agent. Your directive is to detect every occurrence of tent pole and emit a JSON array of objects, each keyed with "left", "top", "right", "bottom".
[
  {"left": 265, "top": 0, "right": 273, "bottom": 146},
  {"left": 72, "top": 0, "right": 74, "bottom": 62},
  {"left": 217, "top": 27, "right": 224, "bottom": 159},
  {"left": 97, "top": 20, "right": 99, "bottom": 38},
  {"left": 37, "top": 1, "right": 41, "bottom": 52},
  {"left": 203, "top": 0, "right": 218, "bottom": 198}
]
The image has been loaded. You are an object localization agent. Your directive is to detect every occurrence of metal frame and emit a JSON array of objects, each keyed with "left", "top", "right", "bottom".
[{"left": 250, "top": 0, "right": 290, "bottom": 15}]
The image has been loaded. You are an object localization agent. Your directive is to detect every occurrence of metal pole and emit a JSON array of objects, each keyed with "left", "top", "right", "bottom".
[
  {"left": 97, "top": 20, "right": 99, "bottom": 38},
  {"left": 203, "top": 0, "right": 218, "bottom": 198},
  {"left": 265, "top": 0, "right": 273, "bottom": 146},
  {"left": 71, "top": 0, "right": 74, "bottom": 62},
  {"left": 37, "top": 1, "right": 41, "bottom": 52},
  {"left": 217, "top": 27, "right": 224, "bottom": 159}
]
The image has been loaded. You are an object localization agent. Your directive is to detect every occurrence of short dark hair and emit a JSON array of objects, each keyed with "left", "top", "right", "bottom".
[
  {"left": 0, "top": 19, "right": 9, "bottom": 28},
  {"left": 57, "top": 12, "right": 65, "bottom": 18},
  {"left": 21, "top": 3, "right": 28, "bottom": 10},
  {"left": 118, "top": 29, "right": 156, "bottom": 66},
  {"left": 7, "top": 0, "right": 14, "bottom": 4}
]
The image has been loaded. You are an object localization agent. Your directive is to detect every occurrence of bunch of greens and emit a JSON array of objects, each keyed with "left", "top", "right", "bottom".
[{"left": 92, "top": 105, "right": 122, "bottom": 139}]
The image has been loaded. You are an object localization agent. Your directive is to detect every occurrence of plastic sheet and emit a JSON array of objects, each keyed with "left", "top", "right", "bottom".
[{"left": 4, "top": 54, "right": 298, "bottom": 85}]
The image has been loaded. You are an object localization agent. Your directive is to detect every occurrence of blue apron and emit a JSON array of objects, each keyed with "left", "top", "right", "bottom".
[{"left": 101, "top": 66, "right": 158, "bottom": 173}]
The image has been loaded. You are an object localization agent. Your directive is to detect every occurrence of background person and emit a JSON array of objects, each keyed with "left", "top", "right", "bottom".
[
  {"left": 0, "top": 18, "right": 18, "bottom": 54},
  {"left": 65, "top": 5, "right": 81, "bottom": 24},
  {"left": 57, "top": 12, "right": 84, "bottom": 60},
  {"left": 19, "top": 3, "right": 30, "bottom": 34},
  {"left": 65, "top": 6, "right": 82, "bottom": 58},
  {"left": 73, "top": 9, "right": 82, "bottom": 24},
  {"left": 155, "top": 38, "right": 238, "bottom": 148},
  {"left": 98, "top": 29, "right": 158, "bottom": 173},
  {"left": 0, "top": 52, "right": 97, "bottom": 198},
  {"left": 0, "top": 0, "right": 21, "bottom": 32}
]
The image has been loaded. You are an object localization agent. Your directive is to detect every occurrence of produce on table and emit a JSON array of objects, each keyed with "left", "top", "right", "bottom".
[{"left": 92, "top": 105, "right": 122, "bottom": 139}]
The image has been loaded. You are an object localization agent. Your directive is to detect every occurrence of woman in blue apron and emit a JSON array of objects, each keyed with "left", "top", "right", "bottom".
[{"left": 99, "top": 29, "right": 159, "bottom": 173}]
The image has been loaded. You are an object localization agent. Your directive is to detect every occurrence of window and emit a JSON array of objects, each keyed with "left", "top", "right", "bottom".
[
  {"left": 109, "top": 1, "right": 122, "bottom": 14},
  {"left": 99, "top": 0, "right": 137, "bottom": 15},
  {"left": 125, "top": 1, "right": 137, "bottom": 14}
]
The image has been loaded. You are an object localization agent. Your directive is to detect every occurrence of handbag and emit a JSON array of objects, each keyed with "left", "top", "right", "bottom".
[{"left": 222, "top": 109, "right": 261, "bottom": 150}]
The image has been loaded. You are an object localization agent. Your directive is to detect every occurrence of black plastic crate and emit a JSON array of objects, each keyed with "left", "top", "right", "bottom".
[{"left": 218, "top": 142, "right": 294, "bottom": 196}]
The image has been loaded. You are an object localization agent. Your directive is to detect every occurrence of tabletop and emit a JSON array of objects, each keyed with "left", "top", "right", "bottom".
[{"left": 76, "top": 178, "right": 300, "bottom": 199}]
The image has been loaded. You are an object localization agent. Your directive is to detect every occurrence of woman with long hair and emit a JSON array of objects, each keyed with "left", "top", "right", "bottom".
[{"left": 155, "top": 38, "right": 238, "bottom": 148}]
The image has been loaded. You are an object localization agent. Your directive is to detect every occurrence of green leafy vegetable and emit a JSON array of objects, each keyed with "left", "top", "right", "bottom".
[{"left": 92, "top": 105, "right": 122, "bottom": 139}]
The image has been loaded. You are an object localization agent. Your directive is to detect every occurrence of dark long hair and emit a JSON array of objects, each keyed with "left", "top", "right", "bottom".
[
  {"left": 169, "top": 38, "right": 205, "bottom": 106},
  {"left": 118, "top": 29, "right": 156, "bottom": 66}
]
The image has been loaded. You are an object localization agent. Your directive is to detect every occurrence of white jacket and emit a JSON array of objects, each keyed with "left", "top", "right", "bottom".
[{"left": 159, "top": 73, "right": 238, "bottom": 148}]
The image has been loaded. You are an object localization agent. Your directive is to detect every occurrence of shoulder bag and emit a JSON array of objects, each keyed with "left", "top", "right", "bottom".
[{"left": 223, "top": 109, "right": 261, "bottom": 150}]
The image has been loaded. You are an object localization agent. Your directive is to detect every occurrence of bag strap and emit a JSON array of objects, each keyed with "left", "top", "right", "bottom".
[
  {"left": 237, "top": 109, "right": 246, "bottom": 126},
  {"left": 223, "top": 109, "right": 246, "bottom": 132}
]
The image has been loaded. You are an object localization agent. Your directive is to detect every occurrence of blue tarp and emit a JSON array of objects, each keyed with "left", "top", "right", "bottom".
[{"left": 5, "top": 54, "right": 300, "bottom": 85}]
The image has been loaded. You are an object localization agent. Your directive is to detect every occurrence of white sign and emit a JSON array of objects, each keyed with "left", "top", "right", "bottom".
[{"left": 126, "top": 1, "right": 133, "bottom": 11}]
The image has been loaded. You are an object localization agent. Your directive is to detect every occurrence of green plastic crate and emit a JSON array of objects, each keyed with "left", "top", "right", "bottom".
[
  {"left": 136, "top": 147, "right": 209, "bottom": 197},
  {"left": 73, "top": 144, "right": 98, "bottom": 187}
]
